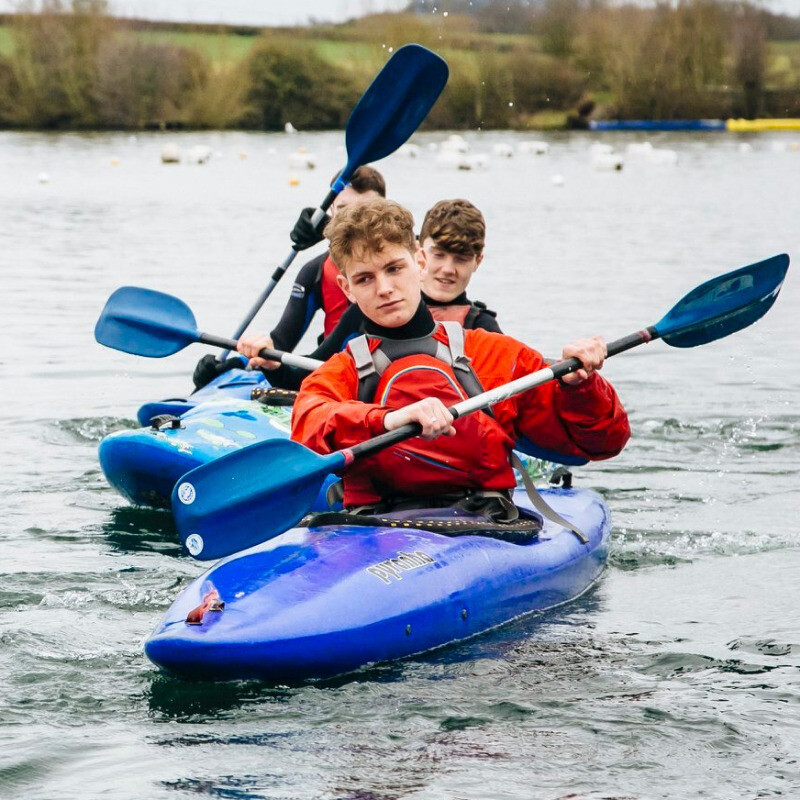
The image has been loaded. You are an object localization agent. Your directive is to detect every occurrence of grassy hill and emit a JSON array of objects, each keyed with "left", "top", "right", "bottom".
[{"left": 1, "top": 5, "right": 799, "bottom": 130}]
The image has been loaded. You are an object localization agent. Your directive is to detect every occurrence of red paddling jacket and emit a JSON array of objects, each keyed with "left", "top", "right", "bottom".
[{"left": 291, "top": 306, "right": 630, "bottom": 507}]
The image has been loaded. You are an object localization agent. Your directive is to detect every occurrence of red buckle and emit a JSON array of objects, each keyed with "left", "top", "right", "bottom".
[{"left": 186, "top": 587, "right": 224, "bottom": 625}]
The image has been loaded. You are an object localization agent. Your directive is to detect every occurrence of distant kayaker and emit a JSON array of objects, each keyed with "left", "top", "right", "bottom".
[
  {"left": 192, "top": 165, "right": 385, "bottom": 390},
  {"left": 238, "top": 198, "right": 631, "bottom": 515}
]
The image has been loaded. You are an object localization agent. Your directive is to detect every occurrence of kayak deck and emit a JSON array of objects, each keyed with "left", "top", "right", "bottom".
[{"left": 145, "top": 486, "right": 610, "bottom": 682}]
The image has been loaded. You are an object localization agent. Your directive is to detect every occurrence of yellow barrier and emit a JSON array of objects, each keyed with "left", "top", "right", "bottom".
[{"left": 726, "top": 118, "right": 800, "bottom": 131}]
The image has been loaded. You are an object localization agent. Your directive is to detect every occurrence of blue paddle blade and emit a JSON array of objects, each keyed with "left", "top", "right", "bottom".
[
  {"left": 95, "top": 286, "right": 200, "bottom": 357},
  {"left": 340, "top": 44, "right": 448, "bottom": 182},
  {"left": 654, "top": 254, "right": 789, "bottom": 348},
  {"left": 173, "top": 439, "right": 347, "bottom": 561}
]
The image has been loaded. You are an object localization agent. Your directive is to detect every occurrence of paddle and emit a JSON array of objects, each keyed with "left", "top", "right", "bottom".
[
  {"left": 95, "top": 286, "right": 322, "bottom": 372},
  {"left": 221, "top": 44, "right": 449, "bottom": 356},
  {"left": 172, "top": 253, "right": 790, "bottom": 561}
]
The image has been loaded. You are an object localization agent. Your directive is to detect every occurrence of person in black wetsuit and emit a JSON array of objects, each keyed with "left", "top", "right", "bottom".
[
  {"left": 192, "top": 166, "right": 385, "bottom": 390},
  {"left": 270, "top": 165, "right": 387, "bottom": 351},
  {"left": 237, "top": 199, "right": 501, "bottom": 391}
]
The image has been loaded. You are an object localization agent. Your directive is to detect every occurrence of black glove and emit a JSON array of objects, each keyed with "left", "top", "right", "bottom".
[
  {"left": 192, "top": 353, "right": 244, "bottom": 391},
  {"left": 290, "top": 207, "right": 331, "bottom": 251}
]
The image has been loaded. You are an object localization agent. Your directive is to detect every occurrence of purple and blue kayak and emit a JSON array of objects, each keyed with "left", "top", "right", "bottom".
[{"left": 145, "top": 485, "right": 610, "bottom": 682}]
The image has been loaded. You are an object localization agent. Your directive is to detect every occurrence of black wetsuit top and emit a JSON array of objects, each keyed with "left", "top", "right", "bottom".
[{"left": 269, "top": 253, "right": 328, "bottom": 352}]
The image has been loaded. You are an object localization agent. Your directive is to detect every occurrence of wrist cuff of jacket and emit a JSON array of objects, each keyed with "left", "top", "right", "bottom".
[
  {"left": 367, "top": 407, "right": 391, "bottom": 436},
  {"left": 557, "top": 371, "right": 599, "bottom": 391}
]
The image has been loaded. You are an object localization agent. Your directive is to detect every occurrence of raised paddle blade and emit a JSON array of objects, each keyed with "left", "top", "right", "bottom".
[
  {"left": 95, "top": 286, "right": 200, "bottom": 357},
  {"left": 654, "top": 254, "right": 789, "bottom": 348},
  {"left": 172, "top": 439, "right": 348, "bottom": 561},
  {"left": 338, "top": 44, "right": 449, "bottom": 183}
]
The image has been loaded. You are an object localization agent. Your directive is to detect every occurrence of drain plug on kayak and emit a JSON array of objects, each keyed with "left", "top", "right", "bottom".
[{"left": 405, "top": 624, "right": 412, "bottom": 636}]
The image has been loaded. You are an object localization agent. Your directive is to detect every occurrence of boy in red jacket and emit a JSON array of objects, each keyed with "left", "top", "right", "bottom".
[{"left": 239, "top": 198, "right": 630, "bottom": 511}]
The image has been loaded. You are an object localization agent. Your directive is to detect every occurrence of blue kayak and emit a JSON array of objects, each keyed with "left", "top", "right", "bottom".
[
  {"left": 145, "top": 485, "right": 610, "bottom": 682},
  {"left": 589, "top": 119, "right": 726, "bottom": 131},
  {"left": 135, "top": 367, "right": 266, "bottom": 427},
  {"left": 101, "top": 389, "right": 334, "bottom": 511}
]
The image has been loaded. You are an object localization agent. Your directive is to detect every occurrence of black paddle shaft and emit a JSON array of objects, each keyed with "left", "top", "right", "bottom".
[{"left": 198, "top": 332, "right": 320, "bottom": 371}]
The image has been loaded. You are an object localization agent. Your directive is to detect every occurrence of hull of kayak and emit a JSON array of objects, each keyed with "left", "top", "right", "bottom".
[
  {"left": 145, "top": 486, "right": 610, "bottom": 682},
  {"left": 101, "top": 397, "right": 333, "bottom": 511}
]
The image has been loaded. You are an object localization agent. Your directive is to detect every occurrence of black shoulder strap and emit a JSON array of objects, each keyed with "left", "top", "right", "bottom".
[{"left": 465, "top": 299, "right": 497, "bottom": 329}]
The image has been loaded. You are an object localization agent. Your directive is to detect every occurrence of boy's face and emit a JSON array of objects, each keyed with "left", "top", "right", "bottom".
[
  {"left": 336, "top": 243, "right": 423, "bottom": 328},
  {"left": 417, "top": 237, "right": 483, "bottom": 303}
]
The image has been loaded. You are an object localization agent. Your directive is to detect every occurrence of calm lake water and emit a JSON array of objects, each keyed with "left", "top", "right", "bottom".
[{"left": 1, "top": 128, "right": 799, "bottom": 799}]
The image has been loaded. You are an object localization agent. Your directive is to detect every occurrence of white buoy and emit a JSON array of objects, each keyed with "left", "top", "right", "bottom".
[
  {"left": 464, "top": 153, "right": 489, "bottom": 169},
  {"left": 591, "top": 151, "right": 624, "bottom": 171},
  {"left": 185, "top": 145, "right": 212, "bottom": 164},
  {"left": 288, "top": 149, "right": 316, "bottom": 169},
  {"left": 37, "top": 171, "right": 50, "bottom": 184},
  {"left": 284, "top": 121, "right": 297, "bottom": 134},
  {"left": 160, "top": 144, "right": 181, "bottom": 164},
  {"left": 518, "top": 140, "right": 549, "bottom": 155},
  {"left": 397, "top": 143, "right": 421, "bottom": 157},
  {"left": 440, "top": 134, "right": 469, "bottom": 154},
  {"left": 625, "top": 141, "right": 653, "bottom": 156},
  {"left": 551, "top": 174, "right": 565, "bottom": 186},
  {"left": 589, "top": 142, "right": 614, "bottom": 156},
  {"left": 738, "top": 142, "right": 753, "bottom": 153},
  {"left": 647, "top": 147, "right": 678, "bottom": 165},
  {"left": 492, "top": 142, "right": 514, "bottom": 158}
]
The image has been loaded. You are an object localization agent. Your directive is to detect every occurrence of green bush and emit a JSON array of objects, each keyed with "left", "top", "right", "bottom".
[
  {"left": 95, "top": 37, "right": 207, "bottom": 128},
  {"left": 241, "top": 40, "right": 360, "bottom": 130}
]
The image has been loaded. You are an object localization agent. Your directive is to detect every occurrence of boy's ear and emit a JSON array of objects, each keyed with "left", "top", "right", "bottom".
[
  {"left": 336, "top": 272, "right": 356, "bottom": 304},
  {"left": 415, "top": 245, "right": 427, "bottom": 274},
  {"left": 474, "top": 252, "right": 484, "bottom": 270}
]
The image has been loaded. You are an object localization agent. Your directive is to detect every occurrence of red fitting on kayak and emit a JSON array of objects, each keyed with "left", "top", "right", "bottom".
[{"left": 186, "top": 587, "right": 224, "bottom": 625}]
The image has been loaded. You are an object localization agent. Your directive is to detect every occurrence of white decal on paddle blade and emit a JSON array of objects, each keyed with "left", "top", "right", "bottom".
[
  {"left": 177, "top": 482, "right": 196, "bottom": 505},
  {"left": 185, "top": 534, "right": 204, "bottom": 556}
]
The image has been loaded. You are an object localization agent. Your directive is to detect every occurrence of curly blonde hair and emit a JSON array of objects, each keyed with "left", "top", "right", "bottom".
[{"left": 326, "top": 198, "right": 416, "bottom": 273}]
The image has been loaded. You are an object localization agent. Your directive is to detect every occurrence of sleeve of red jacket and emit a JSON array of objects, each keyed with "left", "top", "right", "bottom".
[
  {"left": 513, "top": 343, "right": 630, "bottom": 461},
  {"left": 290, "top": 352, "right": 390, "bottom": 454},
  {"left": 466, "top": 330, "right": 630, "bottom": 462}
]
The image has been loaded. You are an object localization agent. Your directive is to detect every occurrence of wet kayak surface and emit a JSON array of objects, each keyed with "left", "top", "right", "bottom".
[{"left": 1, "top": 129, "right": 799, "bottom": 799}]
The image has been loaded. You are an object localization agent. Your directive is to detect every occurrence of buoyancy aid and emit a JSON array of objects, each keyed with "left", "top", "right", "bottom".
[
  {"left": 341, "top": 321, "right": 516, "bottom": 506},
  {"left": 428, "top": 299, "right": 496, "bottom": 329},
  {"left": 319, "top": 256, "right": 350, "bottom": 337}
]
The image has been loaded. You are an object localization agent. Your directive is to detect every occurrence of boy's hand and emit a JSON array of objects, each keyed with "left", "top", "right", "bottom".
[
  {"left": 237, "top": 334, "right": 281, "bottom": 371},
  {"left": 290, "top": 207, "right": 330, "bottom": 251},
  {"left": 560, "top": 335, "right": 606, "bottom": 386},
  {"left": 384, "top": 398, "right": 456, "bottom": 440}
]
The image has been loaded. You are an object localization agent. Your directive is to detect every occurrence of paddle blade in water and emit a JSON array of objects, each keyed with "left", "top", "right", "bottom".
[
  {"left": 173, "top": 438, "right": 347, "bottom": 561},
  {"left": 343, "top": 44, "right": 448, "bottom": 174},
  {"left": 654, "top": 254, "right": 789, "bottom": 348},
  {"left": 95, "top": 286, "right": 200, "bottom": 357}
]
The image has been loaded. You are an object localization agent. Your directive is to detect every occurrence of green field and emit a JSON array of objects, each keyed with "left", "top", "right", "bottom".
[
  {"left": 135, "top": 28, "right": 256, "bottom": 65},
  {"left": 0, "top": 25, "right": 14, "bottom": 56}
]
